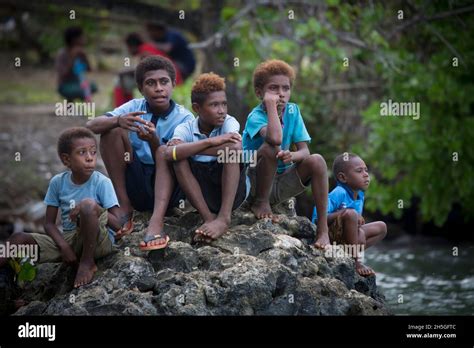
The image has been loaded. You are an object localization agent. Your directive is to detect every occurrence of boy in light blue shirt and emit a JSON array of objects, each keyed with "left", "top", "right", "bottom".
[
  {"left": 87, "top": 56, "right": 194, "bottom": 250},
  {"left": 242, "top": 59, "right": 330, "bottom": 249},
  {"left": 167, "top": 73, "right": 248, "bottom": 241},
  {"left": 313, "top": 153, "right": 387, "bottom": 276},
  {"left": 0, "top": 127, "right": 120, "bottom": 288}
]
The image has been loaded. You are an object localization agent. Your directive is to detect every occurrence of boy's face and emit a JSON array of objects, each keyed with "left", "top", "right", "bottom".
[
  {"left": 139, "top": 69, "right": 174, "bottom": 112},
  {"left": 61, "top": 137, "right": 97, "bottom": 179},
  {"left": 338, "top": 157, "right": 370, "bottom": 191},
  {"left": 192, "top": 91, "right": 227, "bottom": 128},
  {"left": 257, "top": 74, "right": 291, "bottom": 115}
]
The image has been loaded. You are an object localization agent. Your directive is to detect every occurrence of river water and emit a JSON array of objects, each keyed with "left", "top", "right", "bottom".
[{"left": 365, "top": 236, "right": 474, "bottom": 315}]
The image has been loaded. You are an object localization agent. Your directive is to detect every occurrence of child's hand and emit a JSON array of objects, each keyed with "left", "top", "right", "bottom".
[
  {"left": 263, "top": 92, "right": 281, "bottom": 110},
  {"left": 60, "top": 244, "right": 77, "bottom": 266},
  {"left": 276, "top": 150, "right": 293, "bottom": 164},
  {"left": 209, "top": 132, "right": 242, "bottom": 147},
  {"left": 69, "top": 203, "right": 81, "bottom": 224},
  {"left": 358, "top": 215, "right": 365, "bottom": 226},
  {"left": 117, "top": 112, "right": 147, "bottom": 132},
  {"left": 136, "top": 121, "right": 158, "bottom": 143}
]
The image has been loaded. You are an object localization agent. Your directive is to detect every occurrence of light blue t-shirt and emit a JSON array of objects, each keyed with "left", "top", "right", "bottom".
[
  {"left": 105, "top": 98, "right": 194, "bottom": 165},
  {"left": 172, "top": 115, "right": 240, "bottom": 162},
  {"left": 44, "top": 171, "right": 119, "bottom": 236},
  {"left": 312, "top": 182, "right": 365, "bottom": 223},
  {"left": 242, "top": 102, "right": 311, "bottom": 173}
]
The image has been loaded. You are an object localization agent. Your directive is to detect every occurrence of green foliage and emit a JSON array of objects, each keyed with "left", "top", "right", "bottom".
[
  {"left": 8, "top": 258, "right": 37, "bottom": 288},
  {"left": 358, "top": 4, "right": 474, "bottom": 226},
  {"left": 225, "top": 1, "right": 473, "bottom": 226}
]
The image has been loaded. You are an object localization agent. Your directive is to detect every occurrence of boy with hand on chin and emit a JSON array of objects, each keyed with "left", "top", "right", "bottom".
[
  {"left": 165, "top": 73, "right": 248, "bottom": 241},
  {"left": 242, "top": 59, "right": 330, "bottom": 249},
  {"left": 312, "top": 153, "right": 387, "bottom": 276},
  {"left": 87, "top": 56, "right": 194, "bottom": 250},
  {"left": 0, "top": 127, "right": 121, "bottom": 288}
]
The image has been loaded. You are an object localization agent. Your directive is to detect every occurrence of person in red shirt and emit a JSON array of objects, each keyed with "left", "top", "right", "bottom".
[{"left": 113, "top": 33, "right": 183, "bottom": 107}]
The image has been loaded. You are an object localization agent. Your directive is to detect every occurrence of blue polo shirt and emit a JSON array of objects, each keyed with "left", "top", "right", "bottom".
[
  {"left": 312, "top": 182, "right": 365, "bottom": 223},
  {"left": 242, "top": 102, "right": 311, "bottom": 174},
  {"left": 172, "top": 115, "right": 240, "bottom": 162},
  {"left": 105, "top": 98, "right": 194, "bottom": 165}
]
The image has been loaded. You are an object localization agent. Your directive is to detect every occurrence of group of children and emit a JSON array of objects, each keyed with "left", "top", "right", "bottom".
[{"left": 0, "top": 56, "right": 387, "bottom": 289}]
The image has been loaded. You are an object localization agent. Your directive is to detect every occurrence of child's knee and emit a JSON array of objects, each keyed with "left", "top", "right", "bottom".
[
  {"left": 79, "top": 198, "right": 100, "bottom": 215},
  {"left": 9, "top": 231, "right": 36, "bottom": 245},
  {"left": 304, "top": 153, "right": 327, "bottom": 172},
  {"left": 258, "top": 142, "right": 279, "bottom": 159},
  {"left": 155, "top": 145, "right": 168, "bottom": 162},
  {"left": 377, "top": 221, "right": 387, "bottom": 238},
  {"left": 341, "top": 208, "right": 358, "bottom": 222}
]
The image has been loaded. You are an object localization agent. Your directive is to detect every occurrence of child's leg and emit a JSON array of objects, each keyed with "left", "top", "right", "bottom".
[
  {"left": 199, "top": 161, "right": 241, "bottom": 240},
  {"left": 360, "top": 221, "right": 387, "bottom": 248},
  {"left": 141, "top": 145, "right": 181, "bottom": 248},
  {"left": 173, "top": 160, "right": 216, "bottom": 221},
  {"left": 251, "top": 142, "right": 279, "bottom": 219},
  {"left": 0, "top": 232, "right": 37, "bottom": 269},
  {"left": 99, "top": 127, "right": 134, "bottom": 219},
  {"left": 74, "top": 198, "right": 102, "bottom": 288},
  {"left": 339, "top": 209, "right": 374, "bottom": 276},
  {"left": 295, "top": 154, "right": 330, "bottom": 249}
]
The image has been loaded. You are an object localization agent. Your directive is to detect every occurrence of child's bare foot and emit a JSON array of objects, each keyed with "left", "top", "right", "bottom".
[
  {"left": 74, "top": 261, "right": 98, "bottom": 288},
  {"left": 314, "top": 223, "right": 330, "bottom": 249},
  {"left": 251, "top": 200, "right": 280, "bottom": 222},
  {"left": 195, "top": 214, "right": 216, "bottom": 240},
  {"left": 355, "top": 260, "right": 375, "bottom": 277},
  {"left": 197, "top": 218, "right": 229, "bottom": 240}
]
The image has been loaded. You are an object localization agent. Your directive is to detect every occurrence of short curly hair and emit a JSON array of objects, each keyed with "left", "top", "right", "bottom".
[
  {"left": 333, "top": 153, "right": 360, "bottom": 180},
  {"left": 253, "top": 59, "right": 296, "bottom": 91},
  {"left": 57, "top": 127, "right": 96, "bottom": 162},
  {"left": 135, "top": 55, "right": 176, "bottom": 88},
  {"left": 191, "top": 72, "right": 226, "bottom": 105}
]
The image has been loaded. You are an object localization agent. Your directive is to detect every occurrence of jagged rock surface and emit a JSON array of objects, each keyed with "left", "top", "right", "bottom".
[{"left": 13, "top": 205, "right": 391, "bottom": 316}]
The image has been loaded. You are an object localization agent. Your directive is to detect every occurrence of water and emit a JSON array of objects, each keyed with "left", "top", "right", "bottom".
[{"left": 365, "top": 236, "right": 474, "bottom": 315}]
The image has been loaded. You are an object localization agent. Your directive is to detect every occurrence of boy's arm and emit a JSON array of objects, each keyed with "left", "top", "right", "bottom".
[
  {"left": 165, "top": 133, "right": 241, "bottom": 161},
  {"left": 43, "top": 206, "right": 77, "bottom": 265},
  {"left": 86, "top": 112, "right": 147, "bottom": 134},
  {"left": 106, "top": 205, "right": 122, "bottom": 232},
  {"left": 260, "top": 93, "right": 283, "bottom": 145},
  {"left": 276, "top": 141, "right": 310, "bottom": 165}
]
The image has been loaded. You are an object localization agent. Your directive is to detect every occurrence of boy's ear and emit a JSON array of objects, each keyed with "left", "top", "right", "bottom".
[
  {"left": 192, "top": 102, "right": 201, "bottom": 114},
  {"left": 60, "top": 153, "right": 70, "bottom": 167},
  {"left": 336, "top": 172, "right": 347, "bottom": 183},
  {"left": 255, "top": 88, "right": 263, "bottom": 100}
]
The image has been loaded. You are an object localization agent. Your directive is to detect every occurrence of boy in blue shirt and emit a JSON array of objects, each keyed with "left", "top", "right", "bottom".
[
  {"left": 166, "top": 73, "right": 248, "bottom": 241},
  {"left": 312, "top": 153, "right": 387, "bottom": 276},
  {"left": 87, "top": 56, "right": 194, "bottom": 250},
  {"left": 0, "top": 127, "right": 120, "bottom": 288},
  {"left": 242, "top": 59, "right": 330, "bottom": 249}
]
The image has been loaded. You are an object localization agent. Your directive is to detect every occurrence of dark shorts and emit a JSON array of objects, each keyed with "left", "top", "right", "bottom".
[
  {"left": 125, "top": 152, "right": 184, "bottom": 212},
  {"left": 188, "top": 160, "right": 248, "bottom": 214}
]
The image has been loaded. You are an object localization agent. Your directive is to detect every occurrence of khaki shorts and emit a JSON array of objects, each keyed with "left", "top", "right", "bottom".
[
  {"left": 248, "top": 164, "right": 309, "bottom": 206},
  {"left": 328, "top": 214, "right": 345, "bottom": 244},
  {"left": 30, "top": 209, "right": 113, "bottom": 263}
]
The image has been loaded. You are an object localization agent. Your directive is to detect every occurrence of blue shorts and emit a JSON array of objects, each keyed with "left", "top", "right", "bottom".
[{"left": 125, "top": 152, "right": 184, "bottom": 212}]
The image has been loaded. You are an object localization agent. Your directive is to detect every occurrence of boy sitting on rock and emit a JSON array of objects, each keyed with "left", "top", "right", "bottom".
[
  {"left": 242, "top": 59, "right": 330, "bottom": 249},
  {"left": 312, "top": 153, "right": 387, "bottom": 276},
  {"left": 165, "top": 73, "right": 248, "bottom": 241},
  {"left": 0, "top": 127, "right": 121, "bottom": 288},
  {"left": 87, "top": 56, "right": 194, "bottom": 251}
]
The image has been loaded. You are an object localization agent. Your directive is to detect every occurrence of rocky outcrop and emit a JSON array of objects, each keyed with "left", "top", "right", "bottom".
[{"left": 13, "top": 204, "right": 391, "bottom": 316}]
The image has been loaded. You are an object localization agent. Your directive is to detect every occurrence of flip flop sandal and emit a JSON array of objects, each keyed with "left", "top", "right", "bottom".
[
  {"left": 139, "top": 234, "right": 170, "bottom": 251},
  {"left": 115, "top": 213, "right": 134, "bottom": 240}
]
